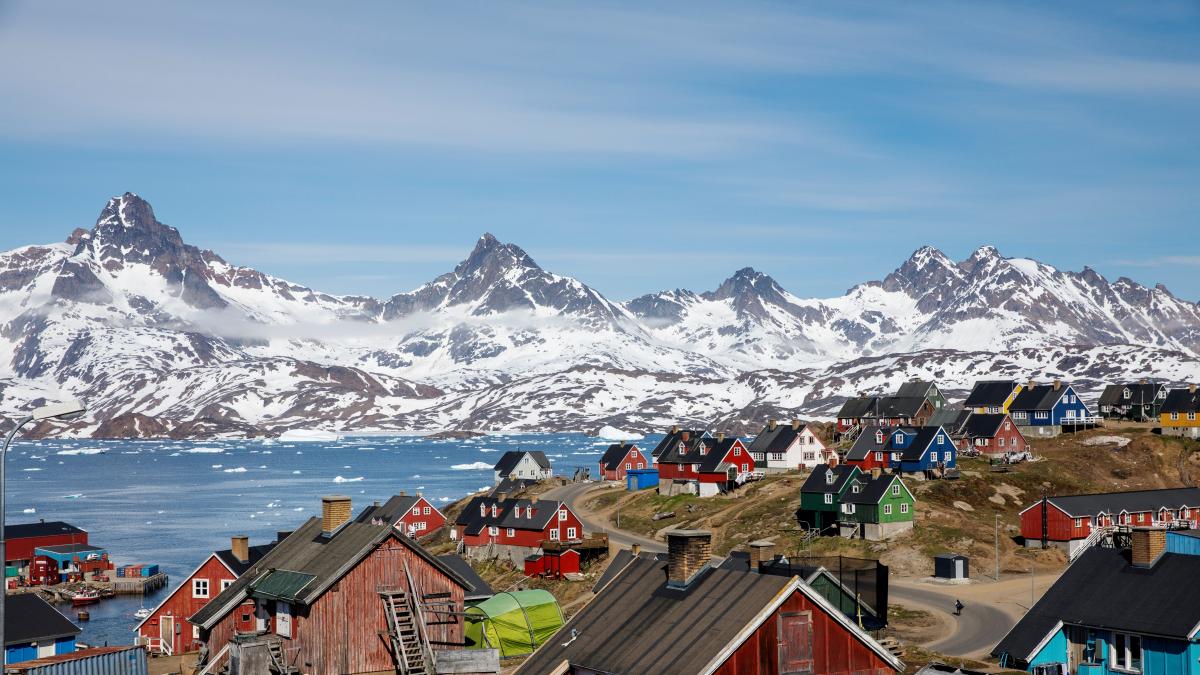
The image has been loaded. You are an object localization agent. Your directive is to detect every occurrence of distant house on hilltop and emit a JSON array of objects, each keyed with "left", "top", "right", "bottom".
[
  {"left": 1160, "top": 385, "right": 1200, "bottom": 439},
  {"left": 648, "top": 426, "right": 711, "bottom": 459},
  {"left": 1008, "top": 379, "right": 1093, "bottom": 437},
  {"left": 493, "top": 450, "right": 553, "bottom": 484},
  {"left": 1098, "top": 380, "right": 1168, "bottom": 421},
  {"left": 655, "top": 433, "right": 756, "bottom": 497},
  {"left": 746, "top": 418, "right": 830, "bottom": 471},
  {"left": 895, "top": 379, "right": 947, "bottom": 410}
]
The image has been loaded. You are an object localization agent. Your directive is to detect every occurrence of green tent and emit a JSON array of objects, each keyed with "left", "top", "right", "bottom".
[{"left": 464, "top": 590, "right": 564, "bottom": 657}]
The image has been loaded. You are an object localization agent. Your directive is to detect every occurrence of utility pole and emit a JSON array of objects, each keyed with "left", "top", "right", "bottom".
[{"left": 995, "top": 512, "right": 1000, "bottom": 581}]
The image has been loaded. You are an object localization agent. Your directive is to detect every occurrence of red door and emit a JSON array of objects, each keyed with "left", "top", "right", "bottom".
[{"left": 778, "top": 611, "right": 814, "bottom": 675}]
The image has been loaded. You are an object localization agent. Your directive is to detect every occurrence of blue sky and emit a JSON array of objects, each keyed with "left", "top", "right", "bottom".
[{"left": 1, "top": 1, "right": 1198, "bottom": 301}]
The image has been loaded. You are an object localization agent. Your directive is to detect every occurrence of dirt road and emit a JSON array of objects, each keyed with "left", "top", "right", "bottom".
[{"left": 548, "top": 480, "right": 1060, "bottom": 660}]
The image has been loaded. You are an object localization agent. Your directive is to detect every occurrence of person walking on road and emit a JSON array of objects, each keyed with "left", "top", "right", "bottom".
[{"left": 954, "top": 599, "right": 964, "bottom": 616}]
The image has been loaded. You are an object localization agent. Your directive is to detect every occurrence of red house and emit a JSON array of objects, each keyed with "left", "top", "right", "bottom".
[
  {"left": 523, "top": 548, "right": 581, "bottom": 580},
  {"left": 598, "top": 442, "right": 645, "bottom": 481},
  {"left": 135, "top": 535, "right": 276, "bottom": 656},
  {"left": 656, "top": 435, "right": 756, "bottom": 497},
  {"left": 451, "top": 496, "right": 584, "bottom": 564},
  {"left": 191, "top": 495, "right": 478, "bottom": 675},
  {"left": 516, "top": 531, "right": 903, "bottom": 675},
  {"left": 958, "top": 413, "right": 1026, "bottom": 456},
  {"left": 4, "top": 521, "right": 87, "bottom": 573},
  {"left": 359, "top": 492, "right": 446, "bottom": 538},
  {"left": 1019, "top": 487, "right": 1200, "bottom": 557}
]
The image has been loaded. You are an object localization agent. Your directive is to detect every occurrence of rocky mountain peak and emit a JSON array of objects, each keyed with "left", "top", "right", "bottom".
[
  {"left": 703, "top": 267, "right": 785, "bottom": 302},
  {"left": 880, "top": 245, "right": 963, "bottom": 301},
  {"left": 959, "top": 244, "right": 1003, "bottom": 274},
  {"left": 455, "top": 232, "right": 539, "bottom": 280}
]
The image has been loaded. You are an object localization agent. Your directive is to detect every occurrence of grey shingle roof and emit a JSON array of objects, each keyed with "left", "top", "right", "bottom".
[
  {"left": 895, "top": 380, "right": 935, "bottom": 399},
  {"left": 5, "top": 594, "right": 80, "bottom": 646},
  {"left": 964, "top": 380, "right": 1018, "bottom": 408},
  {"left": 993, "top": 547, "right": 1200, "bottom": 663},
  {"left": 650, "top": 428, "right": 709, "bottom": 457},
  {"left": 836, "top": 396, "right": 878, "bottom": 419},
  {"left": 493, "top": 450, "right": 552, "bottom": 475},
  {"left": 516, "top": 557, "right": 794, "bottom": 675},
  {"left": 454, "top": 496, "right": 565, "bottom": 535},
  {"left": 1162, "top": 388, "right": 1200, "bottom": 414},
  {"left": 191, "top": 515, "right": 471, "bottom": 627},
  {"left": 1099, "top": 383, "right": 1164, "bottom": 407},
  {"left": 600, "top": 442, "right": 638, "bottom": 470},
  {"left": 800, "top": 464, "right": 860, "bottom": 495},
  {"left": 846, "top": 425, "right": 888, "bottom": 461},
  {"left": 4, "top": 521, "right": 86, "bottom": 540},
  {"left": 214, "top": 542, "right": 276, "bottom": 577},
  {"left": 747, "top": 421, "right": 809, "bottom": 456},
  {"left": 1009, "top": 384, "right": 1067, "bottom": 411},
  {"left": 1037, "top": 487, "right": 1200, "bottom": 517},
  {"left": 843, "top": 474, "right": 903, "bottom": 505},
  {"left": 963, "top": 413, "right": 1008, "bottom": 439}
]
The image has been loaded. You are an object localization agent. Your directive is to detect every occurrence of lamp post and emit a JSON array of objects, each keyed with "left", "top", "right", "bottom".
[{"left": 2, "top": 400, "right": 86, "bottom": 671}]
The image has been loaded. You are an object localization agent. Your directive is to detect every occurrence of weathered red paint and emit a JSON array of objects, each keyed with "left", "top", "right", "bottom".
[
  {"left": 1020, "top": 500, "right": 1200, "bottom": 542},
  {"left": 713, "top": 589, "right": 896, "bottom": 675},
  {"left": 203, "top": 535, "right": 466, "bottom": 675},
  {"left": 138, "top": 554, "right": 237, "bottom": 655},
  {"left": 5, "top": 532, "right": 88, "bottom": 563}
]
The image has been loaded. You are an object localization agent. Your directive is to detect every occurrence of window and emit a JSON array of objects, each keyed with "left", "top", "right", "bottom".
[
  {"left": 1171, "top": 412, "right": 1179, "bottom": 421},
  {"left": 999, "top": 437, "right": 1006, "bottom": 447},
  {"left": 937, "top": 435, "right": 944, "bottom": 445},
  {"left": 825, "top": 472, "right": 835, "bottom": 484},
  {"left": 1111, "top": 633, "right": 1142, "bottom": 672},
  {"left": 625, "top": 463, "right": 631, "bottom": 470},
  {"left": 506, "top": 528, "right": 515, "bottom": 537},
  {"left": 891, "top": 452, "right": 900, "bottom": 461},
  {"left": 891, "top": 484, "right": 900, "bottom": 496},
  {"left": 1014, "top": 411, "right": 1027, "bottom": 420},
  {"left": 1036, "top": 411, "right": 1050, "bottom": 420},
  {"left": 221, "top": 579, "right": 234, "bottom": 591},
  {"left": 883, "top": 504, "right": 892, "bottom": 515},
  {"left": 636, "top": 462, "right": 644, "bottom": 469},
  {"left": 423, "top": 506, "right": 431, "bottom": 515},
  {"left": 741, "top": 463, "right": 749, "bottom": 472},
  {"left": 525, "top": 506, "right": 533, "bottom": 518},
  {"left": 414, "top": 522, "right": 425, "bottom": 531},
  {"left": 824, "top": 494, "right": 833, "bottom": 505},
  {"left": 875, "top": 430, "right": 884, "bottom": 443},
  {"left": 193, "top": 578, "right": 210, "bottom": 598},
  {"left": 491, "top": 505, "right": 498, "bottom": 517},
  {"left": 412, "top": 507, "right": 421, "bottom": 516},
  {"left": 1124, "top": 388, "right": 1131, "bottom": 399},
  {"left": 733, "top": 447, "right": 741, "bottom": 456},
  {"left": 488, "top": 526, "right": 499, "bottom": 536},
  {"left": 944, "top": 452, "right": 952, "bottom": 462},
  {"left": 1075, "top": 518, "right": 1083, "bottom": 528},
  {"left": 559, "top": 509, "right": 568, "bottom": 521},
  {"left": 1183, "top": 508, "right": 1191, "bottom": 519},
  {"left": 567, "top": 527, "right": 577, "bottom": 539},
  {"left": 193, "top": 624, "right": 200, "bottom": 639},
  {"left": 804, "top": 452, "right": 815, "bottom": 461},
  {"left": 844, "top": 503, "right": 856, "bottom": 514},
  {"left": 692, "top": 464, "right": 700, "bottom": 472},
  {"left": 900, "top": 503, "right": 909, "bottom": 514},
  {"left": 1005, "top": 422, "right": 1011, "bottom": 430},
  {"left": 852, "top": 484, "right": 861, "bottom": 494},
  {"left": 480, "top": 504, "right": 487, "bottom": 516},
  {"left": 874, "top": 451, "right": 883, "bottom": 462},
  {"left": 549, "top": 529, "right": 560, "bottom": 541},
  {"left": 1190, "top": 412, "right": 1197, "bottom": 421}
]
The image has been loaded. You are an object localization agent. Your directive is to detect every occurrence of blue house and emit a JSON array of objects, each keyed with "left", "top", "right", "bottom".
[
  {"left": 994, "top": 527, "right": 1200, "bottom": 673},
  {"left": 4, "top": 594, "right": 79, "bottom": 664},
  {"left": 888, "top": 426, "right": 955, "bottom": 476},
  {"left": 1009, "top": 380, "right": 1093, "bottom": 437}
]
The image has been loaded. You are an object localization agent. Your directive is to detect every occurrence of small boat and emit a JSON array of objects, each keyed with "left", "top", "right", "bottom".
[
  {"left": 134, "top": 607, "right": 152, "bottom": 620},
  {"left": 70, "top": 589, "right": 101, "bottom": 606}
]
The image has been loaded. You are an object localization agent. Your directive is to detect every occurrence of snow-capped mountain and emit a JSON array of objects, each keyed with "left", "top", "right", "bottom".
[{"left": 2, "top": 192, "right": 1199, "bottom": 438}]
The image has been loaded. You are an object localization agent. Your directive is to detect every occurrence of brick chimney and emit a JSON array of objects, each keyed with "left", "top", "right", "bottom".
[
  {"left": 791, "top": 419, "right": 801, "bottom": 431},
  {"left": 681, "top": 430, "right": 691, "bottom": 442},
  {"left": 667, "top": 530, "right": 712, "bottom": 588},
  {"left": 631, "top": 543, "right": 641, "bottom": 556},
  {"left": 1191, "top": 384, "right": 1198, "bottom": 394},
  {"left": 1131, "top": 527, "right": 1167, "bottom": 568},
  {"left": 399, "top": 490, "right": 407, "bottom": 497},
  {"left": 321, "top": 495, "right": 352, "bottom": 536},
  {"left": 1027, "top": 378, "right": 1036, "bottom": 389},
  {"left": 870, "top": 467, "right": 882, "bottom": 480},
  {"left": 716, "top": 432, "right": 725, "bottom": 443},
  {"left": 828, "top": 454, "right": 839, "bottom": 468},
  {"left": 749, "top": 540, "right": 775, "bottom": 572},
  {"left": 768, "top": 419, "right": 777, "bottom": 431},
  {"left": 231, "top": 535, "right": 249, "bottom": 564},
  {"left": 1053, "top": 379, "right": 1062, "bottom": 391}
]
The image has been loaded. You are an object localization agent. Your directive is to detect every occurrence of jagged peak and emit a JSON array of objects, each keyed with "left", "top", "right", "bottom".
[
  {"left": 97, "top": 192, "right": 157, "bottom": 230},
  {"left": 703, "top": 267, "right": 787, "bottom": 302},
  {"left": 967, "top": 244, "right": 1001, "bottom": 261},
  {"left": 458, "top": 232, "right": 540, "bottom": 276}
]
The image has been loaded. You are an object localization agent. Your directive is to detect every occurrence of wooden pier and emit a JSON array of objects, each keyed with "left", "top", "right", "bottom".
[{"left": 113, "top": 572, "right": 168, "bottom": 594}]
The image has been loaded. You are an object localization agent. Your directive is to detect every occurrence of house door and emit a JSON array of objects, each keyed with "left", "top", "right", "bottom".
[
  {"left": 276, "top": 602, "right": 292, "bottom": 638},
  {"left": 256, "top": 600, "right": 270, "bottom": 632},
  {"left": 777, "top": 611, "right": 814, "bottom": 675},
  {"left": 160, "top": 615, "right": 175, "bottom": 654},
  {"left": 954, "top": 559, "right": 964, "bottom": 578}
]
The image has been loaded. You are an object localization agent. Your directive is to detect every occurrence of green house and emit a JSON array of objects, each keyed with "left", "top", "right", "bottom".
[
  {"left": 799, "top": 464, "right": 862, "bottom": 531},
  {"left": 838, "top": 472, "right": 915, "bottom": 541}
]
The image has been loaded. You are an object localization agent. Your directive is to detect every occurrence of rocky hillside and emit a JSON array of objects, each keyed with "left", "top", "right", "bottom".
[{"left": 2, "top": 193, "right": 1200, "bottom": 438}]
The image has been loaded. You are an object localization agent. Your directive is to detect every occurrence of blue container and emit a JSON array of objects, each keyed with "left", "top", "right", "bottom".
[
  {"left": 626, "top": 468, "right": 659, "bottom": 491},
  {"left": 1167, "top": 530, "right": 1200, "bottom": 557},
  {"left": 10, "top": 644, "right": 147, "bottom": 675},
  {"left": 140, "top": 564, "right": 158, "bottom": 577},
  {"left": 116, "top": 567, "right": 125, "bottom": 578}
]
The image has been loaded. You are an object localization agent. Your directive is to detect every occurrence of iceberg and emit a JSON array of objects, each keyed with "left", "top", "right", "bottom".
[
  {"left": 333, "top": 475, "right": 364, "bottom": 483},
  {"left": 279, "top": 429, "right": 341, "bottom": 442},
  {"left": 450, "top": 461, "right": 493, "bottom": 471},
  {"left": 223, "top": 467, "right": 248, "bottom": 473},
  {"left": 595, "top": 425, "right": 644, "bottom": 441}
]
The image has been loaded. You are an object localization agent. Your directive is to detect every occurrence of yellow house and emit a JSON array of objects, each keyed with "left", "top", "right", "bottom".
[
  {"left": 964, "top": 380, "right": 1024, "bottom": 414},
  {"left": 1161, "top": 385, "right": 1200, "bottom": 438}
]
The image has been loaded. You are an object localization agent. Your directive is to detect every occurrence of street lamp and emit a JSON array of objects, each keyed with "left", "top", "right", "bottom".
[{"left": 2, "top": 400, "right": 85, "bottom": 670}]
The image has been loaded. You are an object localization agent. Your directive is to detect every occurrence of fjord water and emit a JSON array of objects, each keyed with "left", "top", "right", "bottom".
[{"left": 5, "top": 433, "right": 625, "bottom": 646}]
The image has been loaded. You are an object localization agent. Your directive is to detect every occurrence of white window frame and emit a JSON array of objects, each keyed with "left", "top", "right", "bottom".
[
  {"left": 558, "top": 509, "right": 568, "bottom": 521},
  {"left": 221, "top": 579, "right": 234, "bottom": 591},
  {"left": 1171, "top": 412, "right": 1179, "bottom": 421},
  {"left": 883, "top": 504, "right": 892, "bottom": 515},
  {"left": 193, "top": 578, "right": 210, "bottom": 599},
  {"left": 549, "top": 529, "right": 560, "bottom": 541},
  {"left": 874, "top": 451, "right": 883, "bottom": 461},
  {"left": 488, "top": 526, "right": 499, "bottom": 536},
  {"left": 506, "top": 528, "right": 515, "bottom": 537},
  {"left": 412, "top": 507, "right": 421, "bottom": 516},
  {"left": 891, "top": 484, "right": 900, "bottom": 496},
  {"left": 900, "top": 503, "right": 909, "bottom": 514},
  {"left": 1110, "top": 632, "right": 1142, "bottom": 673},
  {"left": 733, "top": 447, "right": 741, "bottom": 456},
  {"left": 423, "top": 506, "right": 431, "bottom": 515},
  {"left": 824, "top": 494, "right": 833, "bottom": 505},
  {"left": 567, "top": 527, "right": 577, "bottom": 539}
]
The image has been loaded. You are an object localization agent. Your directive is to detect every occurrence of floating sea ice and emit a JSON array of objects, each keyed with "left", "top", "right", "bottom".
[
  {"left": 450, "top": 462, "right": 492, "bottom": 471},
  {"left": 333, "top": 475, "right": 364, "bottom": 483},
  {"left": 267, "top": 501, "right": 281, "bottom": 508},
  {"left": 262, "top": 451, "right": 272, "bottom": 455},
  {"left": 412, "top": 474, "right": 421, "bottom": 478},
  {"left": 63, "top": 494, "right": 83, "bottom": 499},
  {"left": 342, "top": 465, "right": 351, "bottom": 469},
  {"left": 293, "top": 507, "right": 303, "bottom": 511},
  {"left": 224, "top": 467, "right": 248, "bottom": 473},
  {"left": 212, "top": 464, "right": 223, "bottom": 469},
  {"left": 22, "top": 468, "right": 41, "bottom": 472},
  {"left": 292, "top": 470, "right": 301, "bottom": 474},
  {"left": 258, "top": 465, "right": 267, "bottom": 469},
  {"left": 437, "top": 497, "right": 451, "bottom": 503},
  {"left": 22, "top": 507, "right": 35, "bottom": 513},
  {"left": 417, "top": 486, "right": 425, "bottom": 490},
  {"left": 57, "top": 448, "right": 107, "bottom": 456},
  {"left": 170, "top": 453, "right": 181, "bottom": 457},
  {"left": 182, "top": 447, "right": 224, "bottom": 454}
]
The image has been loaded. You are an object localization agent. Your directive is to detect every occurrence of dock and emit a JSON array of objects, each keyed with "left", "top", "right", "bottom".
[{"left": 112, "top": 572, "right": 168, "bottom": 594}]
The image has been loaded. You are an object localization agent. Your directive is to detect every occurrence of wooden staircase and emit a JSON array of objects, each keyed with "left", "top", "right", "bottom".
[
  {"left": 381, "top": 561, "right": 435, "bottom": 675},
  {"left": 266, "top": 638, "right": 298, "bottom": 674}
]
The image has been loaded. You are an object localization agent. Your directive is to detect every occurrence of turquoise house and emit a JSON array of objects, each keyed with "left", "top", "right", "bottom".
[{"left": 994, "top": 528, "right": 1200, "bottom": 673}]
